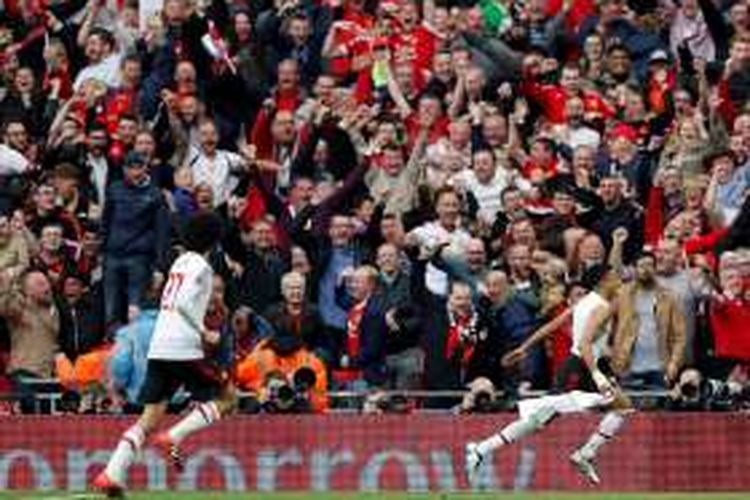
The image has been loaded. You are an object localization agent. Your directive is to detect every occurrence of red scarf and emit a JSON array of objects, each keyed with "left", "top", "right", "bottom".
[
  {"left": 346, "top": 301, "right": 367, "bottom": 360},
  {"left": 445, "top": 313, "right": 476, "bottom": 365}
]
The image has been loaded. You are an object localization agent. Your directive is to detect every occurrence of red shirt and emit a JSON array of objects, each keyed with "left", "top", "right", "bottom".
[
  {"left": 546, "top": 307, "right": 572, "bottom": 379},
  {"left": 330, "top": 300, "right": 367, "bottom": 384},
  {"left": 545, "top": 0, "right": 596, "bottom": 32},
  {"left": 275, "top": 87, "right": 303, "bottom": 113},
  {"left": 104, "top": 89, "right": 137, "bottom": 136},
  {"left": 646, "top": 71, "right": 677, "bottom": 115},
  {"left": 44, "top": 67, "right": 73, "bottom": 101},
  {"left": 522, "top": 78, "right": 614, "bottom": 124},
  {"left": 711, "top": 296, "right": 750, "bottom": 361},
  {"left": 326, "top": 10, "right": 375, "bottom": 79},
  {"left": 718, "top": 77, "right": 737, "bottom": 128},
  {"left": 521, "top": 158, "right": 559, "bottom": 182},
  {"left": 390, "top": 25, "right": 438, "bottom": 72},
  {"left": 405, "top": 113, "right": 449, "bottom": 147}
]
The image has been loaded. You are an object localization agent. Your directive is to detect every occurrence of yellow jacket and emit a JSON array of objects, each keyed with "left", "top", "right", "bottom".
[{"left": 611, "top": 283, "right": 686, "bottom": 375}]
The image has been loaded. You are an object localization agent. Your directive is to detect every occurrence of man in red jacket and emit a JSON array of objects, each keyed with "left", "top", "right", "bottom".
[
  {"left": 522, "top": 62, "right": 614, "bottom": 125},
  {"left": 711, "top": 263, "right": 750, "bottom": 362}
]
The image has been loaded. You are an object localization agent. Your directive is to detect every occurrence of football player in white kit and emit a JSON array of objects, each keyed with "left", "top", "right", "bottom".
[
  {"left": 93, "top": 212, "right": 235, "bottom": 497},
  {"left": 465, "top": 265, "right": 632, "bottom": 485}
]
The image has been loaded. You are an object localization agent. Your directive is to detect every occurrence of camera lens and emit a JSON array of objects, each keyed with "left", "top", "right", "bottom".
[
  {"left": 680, "top": 382, "right": 698, "bottom": 400},
  {"left": 277, "top": 384, "right": 295, "bottom": 402},
  {"left": 293, "top": 367, "right": 317, "bottom": 391},
  {"left": 473, "top": 390, "right": 492, "bottom": 412}
]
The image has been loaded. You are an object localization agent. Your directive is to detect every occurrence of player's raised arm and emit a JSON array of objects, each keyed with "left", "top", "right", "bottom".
[{"left": 502, "top": 308, "right": 572, "bottom": 367}]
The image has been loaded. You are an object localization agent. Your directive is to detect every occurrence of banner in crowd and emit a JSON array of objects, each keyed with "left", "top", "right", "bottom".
[{"left": 0, "top": 414, "right": 748, "bottom": 492}]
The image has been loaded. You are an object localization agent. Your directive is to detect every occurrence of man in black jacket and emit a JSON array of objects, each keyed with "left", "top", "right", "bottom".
[
  {"left": 56, "top": 272, "right": 105, "bottom": 362},
  {"left": 335, "top": 266, "right": 389, "bottom": 388},
  {"left": 256, "top": 10, "right": 327, "bottom": 89},
  {"left": 237, "top": 217, "right": 288, "bottom": 313},
  {"left": 101, "top": 152, "right": 170, "bottom": 327},
  {"left": 422, "top": 281, "right": 493, "bottom": 405},
  {"left": 375, "top": 243, "right": 424, "bottom": 390},
  {"left": 264, "top": 271, "right": 333, "bottom": 365},
  {"left": 581, "top": 175, "right": 644, "bottom": 265}
]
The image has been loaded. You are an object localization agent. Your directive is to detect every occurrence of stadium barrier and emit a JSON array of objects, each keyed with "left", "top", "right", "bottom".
[
  {"left": 1, "top": 413, "right": 749, "bottom": 492},
  {"left": 9, "top": 378, "right": 673, "bottom": 413}
]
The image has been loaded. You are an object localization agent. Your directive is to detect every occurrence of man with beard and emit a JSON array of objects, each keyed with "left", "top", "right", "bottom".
[
  {"left": 82, "top": 123, "right": 111, "bottom": 213},
  {"left": 186, "top": 119, "right": 249, "bottom": 209},
  {"left": 552, "top": 96, "right": 601, "bottom": 150},
  {"left": 0, "top": 270, "right": 60, "bottom": 413},
  {"left": 611, "top": 252, "right": 686, "bottom": 390}
]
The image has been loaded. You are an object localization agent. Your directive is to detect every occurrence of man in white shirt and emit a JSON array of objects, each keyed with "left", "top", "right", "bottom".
[
  {"left": 0, "top": 142, "right": 31, "bottom": 177},
  {"left": 407, "top": 187, "right": 472, "bottom": 296},
  {"left": 424, "top": 119, "right": 472, "bottom": 189},
  {"left": 93, "top": 212, "right": 234, "bottom": 497},
  {"left": 552, "top": 97, "right": 601, "bottom": 150},
  {"left": 73, "top": 28, "right": 122, "bottom": 91},
  {"left": 84, "top": 124, "right": 111, "bottom": 211},
  {"left": 451, "top": 148, "right": 511, "bottom": 225},
  {"left": 186, "top": 119, "right": 249, "bottom": 207}
]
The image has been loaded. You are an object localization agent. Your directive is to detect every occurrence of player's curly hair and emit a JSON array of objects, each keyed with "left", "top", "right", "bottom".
[
  {"left": 182, "top": 211, "right": 224, "bottom": 254},
  {"left": 580, "top": 263, "right": 609, "bottom": 292}
]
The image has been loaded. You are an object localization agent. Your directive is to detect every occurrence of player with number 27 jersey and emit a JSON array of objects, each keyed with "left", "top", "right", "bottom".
[
  {"left": 93, "top": 212, "right": 233, "bottom": 498},
  {"left": 148, "top": 252, "right": 214, "bottom": 361}
]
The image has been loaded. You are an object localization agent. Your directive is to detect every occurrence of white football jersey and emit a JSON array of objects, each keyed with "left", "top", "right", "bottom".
[
  {"left": 570, "top": 291, "right": 611, "bottom": 361},
  {"left": 148, "top": 252, "right": 214, "bottom": 360}
]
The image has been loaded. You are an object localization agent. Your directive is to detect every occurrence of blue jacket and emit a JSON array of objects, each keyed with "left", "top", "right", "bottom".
[
  {"left": 110, "top": 309, "right": 159, "bottom": 405},
  {"left": 101, "top": 178, "right": 170, "bottom": 268}
]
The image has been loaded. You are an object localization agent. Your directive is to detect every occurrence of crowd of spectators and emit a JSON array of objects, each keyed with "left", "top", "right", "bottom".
[{"left": 0, "top": 0, "right": 749, "bottom": 414}]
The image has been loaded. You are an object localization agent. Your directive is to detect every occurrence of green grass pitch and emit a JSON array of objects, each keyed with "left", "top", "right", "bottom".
[{"left": 8, "top": 492, "right": 750, "bottom": 500}]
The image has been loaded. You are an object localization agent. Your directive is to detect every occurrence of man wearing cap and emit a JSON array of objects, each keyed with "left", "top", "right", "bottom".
[
  {"left": 611, "top": 252, "right": 686, "bottom": 390},
  {"left": 101, "top": 151, "right": 170, "bottom": 328},
  {"left": 646, "top": 49, "right": 675, "bottom": 116}
]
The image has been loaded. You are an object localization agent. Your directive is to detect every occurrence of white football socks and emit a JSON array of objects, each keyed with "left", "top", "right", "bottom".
[
  {"left": 579, "top": 411, "right": 625, "bottom": 459},
  {"left": 476, "top": 418, "right": 538, "bottom": 456},
  {"left": 105, "top": 424, "right": 146, "bottom": 485},
  {"left": 167, "top": 401, "right": 221, "bottom": 444}
]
